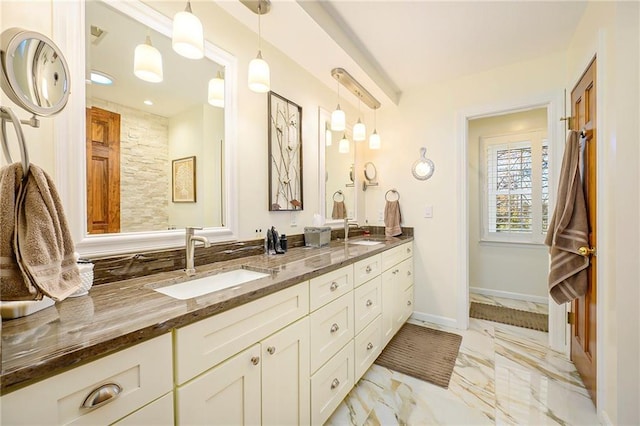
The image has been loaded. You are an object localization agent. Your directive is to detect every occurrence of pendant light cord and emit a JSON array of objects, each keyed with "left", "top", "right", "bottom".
[{"left": 258, "top": 2, "right": 262, "bottom": 52}]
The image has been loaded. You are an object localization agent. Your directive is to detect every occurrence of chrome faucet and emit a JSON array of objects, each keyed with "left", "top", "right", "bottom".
[
  {"left": 344, "top": 218, "right": 359, "bottom": 242},
  {"left": 185, "top": 227, "right": 210, "bottom": 276}
]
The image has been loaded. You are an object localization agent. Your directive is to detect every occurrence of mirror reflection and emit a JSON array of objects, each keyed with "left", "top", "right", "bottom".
[
  {"left": 321, "top": 113, "right": 355, "bottom": 221},
  {"left": 85, "top": 1, "right": 224, "bottom": 234}
]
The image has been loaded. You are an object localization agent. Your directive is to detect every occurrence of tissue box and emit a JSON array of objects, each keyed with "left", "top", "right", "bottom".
[{"left": 304, "top": 226, "right": 332, "bottom": 247}]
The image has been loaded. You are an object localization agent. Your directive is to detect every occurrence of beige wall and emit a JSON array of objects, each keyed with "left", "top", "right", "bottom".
[{"left": 468, "top": 109, "right": 549, "bottom": 299}]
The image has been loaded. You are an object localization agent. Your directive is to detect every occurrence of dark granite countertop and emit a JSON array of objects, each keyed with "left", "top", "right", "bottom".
[{"left": 1, "top": 235, "right": 413, "bottom": 394}]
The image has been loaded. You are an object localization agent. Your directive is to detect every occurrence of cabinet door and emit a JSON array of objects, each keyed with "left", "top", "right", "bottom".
[
  {"left": 381, "top": 268, "right": 396, "bottom": 346},
  {"left": 262, "top": 318, "right": 310, "bottom": 426},
  {"left": 176, "top": 344, "right": 261, "bottom": 426}
]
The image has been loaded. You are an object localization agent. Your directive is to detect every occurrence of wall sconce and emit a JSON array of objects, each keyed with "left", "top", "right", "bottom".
[
  {"left": 134, "top": 33, "right": 163, "bottom": 83},
  {"left": 208, "top": 71, "right": 224, "bottom": 107},
  {"left": 246, "top": 0, "right": 271, "bottom": 93},
  {"left": 172, "top": 1, "right": 204, "bottom": 60}
]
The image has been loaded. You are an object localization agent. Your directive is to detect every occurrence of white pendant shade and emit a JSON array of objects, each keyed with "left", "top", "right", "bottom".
[
  {"left": 369, "top": 130, "right": 381, "bottom": 150},
  {"left": 134, "top": 36, "right": 163, "bottom": 83},
  {"left": 208, "top": 73, "right": 224, "bottom": 108},
  {"left": 248, "top": 51, "right": 270, "bottom": 93},
  {"left": 339, "top": 135, "right": 350, "bottom": 153},
  {"left": 353, "top": 119, "right": 366, "bottom": 141},
  {"left": 331, "top": 105, "right": 346, "bottom": 131},
  {"left": 172, "top": 7, "right": 204, "bottom": 59},
  {"left": 325, "top": 128, "right": 332, "bottom": 146}
]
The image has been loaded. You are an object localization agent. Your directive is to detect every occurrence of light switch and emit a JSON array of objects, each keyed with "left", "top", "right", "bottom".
[
  {"left": 290, "top": 211, "right": 298, "bottom": 227},
  {"left": 424, "top": 205, "right": 433, "bottom": 218},
  {"left": 378, "top": 209, "right": 384, "bottom": 221}
]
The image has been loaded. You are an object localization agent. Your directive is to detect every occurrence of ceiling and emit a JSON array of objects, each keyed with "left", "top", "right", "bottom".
[{"left": 219, "top": 0, "right": 588, "bottom": 108}]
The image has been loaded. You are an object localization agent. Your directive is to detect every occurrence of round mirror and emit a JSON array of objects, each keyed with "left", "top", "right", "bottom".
[
  {"left": 412, "top": 147, "right": 435, "bottom": 181},
  {"left": 1, "top": 28, "right": 70, "bottom": 117},
  {"left": 364, "top": 161, "right": 377, "bottom": 182}
]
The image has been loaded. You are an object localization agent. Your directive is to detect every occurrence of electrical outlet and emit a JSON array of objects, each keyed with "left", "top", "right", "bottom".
[
  {"left": 378, "top": 209, "right": 384, "bottom": 221},
  {"left": 424, "top": 205, "right": 433, "bottom": 218},
  {"left": 290, "top": 211, "right": 297, "bottom": 227}
]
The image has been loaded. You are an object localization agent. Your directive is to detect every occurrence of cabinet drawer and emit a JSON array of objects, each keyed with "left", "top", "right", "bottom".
[
  {"left": 354, "top": 275, "right": 382, "bottom": 334},
  {"left": 354, "top": 315, "right": 382, "bottom": 381},
  {"left": 309, "top": 265, "right": 353, "bottom": 311},
  {"left": 381, "top": 242, "right": 413, "bottom": 271},
  {"left": 311, "top": 341, "right": 355, "bottom": 426},
  {"left": 114, "top": 392, "right": 173, "bottom": 425},
  {"left": 1, "top": 334, "right": 172, "bottom": 426},
  {"left": 353, "top": 254, "right": 381, "bottom": 287},
  {"left": 175, "top": 281, "right": 309, "bottom": 384},
  {"left": 310, "top": 292, "right": 354, "bottom": 373}
]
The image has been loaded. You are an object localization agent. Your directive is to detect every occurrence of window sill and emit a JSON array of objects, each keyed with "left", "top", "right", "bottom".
[{"left": 478, "top": 239, "right": 547, "bottom": 249}]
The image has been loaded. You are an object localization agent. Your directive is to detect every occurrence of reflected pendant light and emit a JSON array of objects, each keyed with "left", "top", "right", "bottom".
[
  {"left": 353, "top": 99, "right": 366, "bottom": 141},
  {"left": 331, "top": 78, "right": 345, "bottom": 131},
  {"left": 325, "top": 124, "right": 332, "bottom": 146},
  {"left": 369, "top": 107, "right": 381, "bottom": 149},
  {"left": 248, "top": 2, "right": 270, "bottom": 93},
  {"left": 208, "top": 71, "right": 225, "bottom": 107},
  {"left": 134, "top": 34, "right": 163, "bottom": 83},
  {"left": 338, "top": 134, "right": 350, "bottom": 153},
  {"left": 172, "top": 1, "right": 204, "bottom": 59}
]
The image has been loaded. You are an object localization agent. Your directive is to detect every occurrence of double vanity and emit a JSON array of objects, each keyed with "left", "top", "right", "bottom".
[{"left": 1, "top": 236, "right": 414, "bottom": 425}]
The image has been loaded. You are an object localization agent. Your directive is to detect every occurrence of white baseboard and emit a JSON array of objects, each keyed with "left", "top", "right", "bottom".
[
  {"left": 411, "top": 311, "right": 460, "bottom": 329},
  {"left": 598, "top": 409, "right": 613, "bottom": 426},
  {"left": 469, "top": 287, "right": 548, "bottom": 304}
]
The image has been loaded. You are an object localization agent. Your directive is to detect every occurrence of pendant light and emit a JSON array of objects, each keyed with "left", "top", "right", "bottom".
[
  {"left": 134, "top": 33, "right": 163, "bottom": 83},
  {"left": 172, "top": 1, "right": 204, "bottom": 60},
  {"left": 353, "top": 98, "right": 366, "bottom": 141},
  {"left": 208, "top": 71, "right": 225, "bottom": 108},
  {"left": 248, "top": 1, "right": 270, "bottom": 93},
  {"left": 331, "top": 78, "right": 345, "bottom": 131},
  {"left": 369, "top": 107, "right": 381, "bottom": 149},
  {"left": 339, "top": 134, "right": 350, "bottom": 153}
]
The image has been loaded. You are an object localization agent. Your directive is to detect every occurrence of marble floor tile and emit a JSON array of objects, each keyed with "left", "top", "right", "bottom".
[
  {"left": 328, "top": 317, "right": 599, "bottom": 425},
  {"left": 470, "top": 293, "right": 549, "bottom": 315}
]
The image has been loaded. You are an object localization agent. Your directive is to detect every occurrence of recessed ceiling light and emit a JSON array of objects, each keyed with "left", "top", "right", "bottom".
[
  {"left": 90, "top": 70, "right": 114, "bottom": 85},
  {"left": 144, "top": 100, "right": 153, "bottom": 106}
]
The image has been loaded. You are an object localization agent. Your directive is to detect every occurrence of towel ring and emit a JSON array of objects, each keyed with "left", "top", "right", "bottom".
[
  {"left": 333, "top": 190, "right": 344, "bottom": 202},
  {"left": 0, "top": 106, "right": 30, "bottom": 178},
  {"left": 385, "top": 189, "right": 399, "bottom": 201}
]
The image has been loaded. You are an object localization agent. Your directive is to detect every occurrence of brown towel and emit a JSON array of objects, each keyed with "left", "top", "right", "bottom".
[
  {"left": 384, "top": 200, "right": 402, "bottom": 237},
  {"left": 0, "top": 163, "right": 80, "bottom": 301},
  {"left": 544, "top": 131, "right": 589, "bottom": 304},
  {"left": 331, "top": 200, "right": 346, "bottom": 219}
]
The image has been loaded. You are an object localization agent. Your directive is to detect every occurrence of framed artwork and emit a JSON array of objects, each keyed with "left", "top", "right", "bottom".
[
  {"left": 268, "top": 91, "right": 303, "bottom": 211},
  {"left": 172, "top": 156, "right": 196, "bottom": 203}
]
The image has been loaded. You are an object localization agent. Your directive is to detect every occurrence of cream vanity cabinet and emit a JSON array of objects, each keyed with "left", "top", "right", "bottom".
[
  {"left": 174, "top": 282, "right": 310, "bottom": 425},
  {"left": 1, "top": 333, "right": 174, "bottom": 426},
  {"left": 381, "top": 242, "right": 414, "bottom": 346}
]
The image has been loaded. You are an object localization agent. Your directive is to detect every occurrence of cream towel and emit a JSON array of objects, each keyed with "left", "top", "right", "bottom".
[
  {"left": 384, "top": 200, "right": 402, "bottom": 237},
  {"left": 331, "top": 200, "right": 346, "bottom": 220},
  {"left": 1, "top": 163, "right": 80, "bottom": 301},
  {"left": 544, "top": 131, "right": 589, "bottom": 304}
]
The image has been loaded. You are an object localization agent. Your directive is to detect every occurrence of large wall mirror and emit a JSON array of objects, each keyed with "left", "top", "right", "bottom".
[
  {"left": 318, "top": 108, "right": 356, "bottom": 224},
  {"left": 53, "top": 0, "right": 238, "bottom": 256}
]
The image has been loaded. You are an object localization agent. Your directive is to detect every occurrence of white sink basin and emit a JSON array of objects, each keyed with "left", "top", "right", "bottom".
[
  {"left": 154, "top": 268, "right": 270, "bottom": 300},
  {"left": 349, "top": 240, "right": 383, "bottom": 246}
]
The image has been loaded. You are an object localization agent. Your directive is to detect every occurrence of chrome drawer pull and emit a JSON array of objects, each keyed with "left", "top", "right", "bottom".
[
  {"left": 330, "top": 282, "right": 339, "bottom": 291},
  {"left": 81, "top": 383, "right": 122, "bottom": 410},
  {"left": 331, "top": 378, "right": 340, "bottom": 390},
  {"left": 251, "top": 356, "right": 260, "bottom": 365},
  {"left": 267, "top": 346, "right": 276, "bottom": 355},
  {"left": 365, "top": 265, "right": 372, "bottom": 273},
  {"left": 330, "top": 323, "right": 340, "bottom": 333},
  {"left": 366, "top": 299, "right": 373, "bottom": 307},
  {"left": 366, "top": 342, "right": 374, "bottom": 351},
  {"left": 407, "top": 300, "right": 412, "bottom": 306}
]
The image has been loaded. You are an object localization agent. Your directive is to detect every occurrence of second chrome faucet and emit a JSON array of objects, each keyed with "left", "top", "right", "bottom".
[{"left": 185, "top": 227, "right": 210, "bottom": 276}]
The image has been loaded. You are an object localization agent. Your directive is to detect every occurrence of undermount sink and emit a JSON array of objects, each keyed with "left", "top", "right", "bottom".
[
  {"left": 154, "top": 267, "right": 271, "bottom": 300},
  {"left": 349, "top": 240, "right": 383, "bottom": 246}
]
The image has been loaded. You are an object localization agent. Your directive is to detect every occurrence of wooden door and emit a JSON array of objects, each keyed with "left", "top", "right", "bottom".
[
  {"left": 570, "top": 57, "right": 597, "bottom": 404},
  {"left": 86, "top": 107, "right": 121, "bottom": 234}
]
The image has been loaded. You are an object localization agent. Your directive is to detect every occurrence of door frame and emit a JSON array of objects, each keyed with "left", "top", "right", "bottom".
[{"left": 456, "top": 91, "right": 567, "bottom": 352}]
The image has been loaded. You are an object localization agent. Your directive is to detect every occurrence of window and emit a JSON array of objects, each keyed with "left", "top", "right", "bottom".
[{"left": 481, "top": 130, "right": 548, "bottom": 244}]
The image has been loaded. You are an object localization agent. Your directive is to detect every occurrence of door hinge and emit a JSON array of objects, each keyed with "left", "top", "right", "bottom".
[{"left": 567, "top": 312, "right": 575, "bottom": 325}]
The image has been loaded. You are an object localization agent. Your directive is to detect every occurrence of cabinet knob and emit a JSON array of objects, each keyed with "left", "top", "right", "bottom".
[
  {"left": 407, "top": 270, "right": 412, "bottom": 276},
  {"left": 81, "top": 382, "right": 122, "bottom": 410},
  {"left": 365, "top": 265, "right": 372, "bottom": 273},
  {"left": 330, "top": 323, "right": 340, "bottom": 333},
  {"left": 251, "top": 356, "right": 260, "bottom": 365},
  {"left": 407, "top": 247, "right": 411, "bottom": 253},
  {"left": 407, "top": 300, "right": 412, "bottom": 306},
  {"left": 366, "top": 299, "right": 373, "bottom": 307},
  {"left": 330, "top": 378, "right": 340, "bottom": 390},
  {"left": 330, "top": 282, "right": 339, "bottom": 291},
  {"left": 267, "top": 346, "right": 276, "bottom": 355},
  {"left": 366, "top": 342, "right": 374, "bottom": 351}
]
